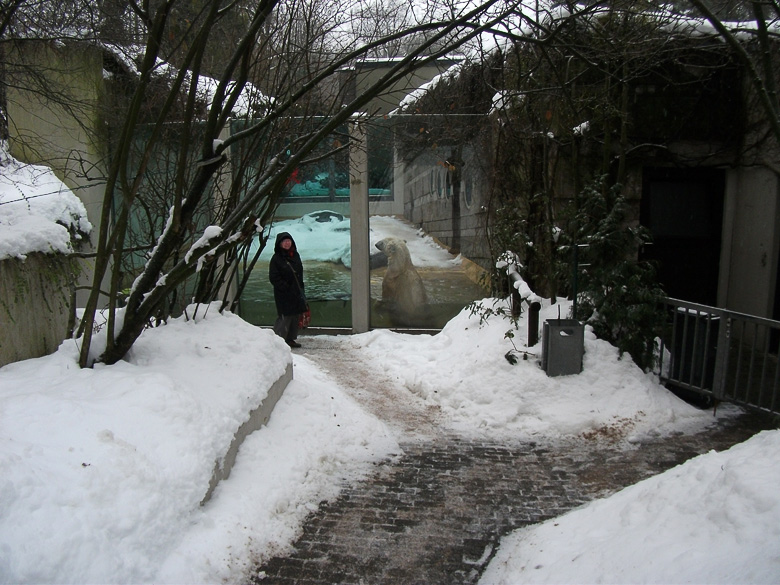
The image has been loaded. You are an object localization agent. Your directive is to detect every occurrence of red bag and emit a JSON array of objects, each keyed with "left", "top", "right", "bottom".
[{"left": 298, "top": 305, "right": 311, "bottom": 329}]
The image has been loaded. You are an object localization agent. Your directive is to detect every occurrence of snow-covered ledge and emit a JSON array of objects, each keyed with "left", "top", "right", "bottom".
[{"left": 201, "top": 361, "right": 294, "bottom": 505}]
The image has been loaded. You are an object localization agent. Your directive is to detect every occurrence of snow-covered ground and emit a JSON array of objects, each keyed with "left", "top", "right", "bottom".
[
  {"left": 480, "top": 428, "right": 780, "bottom": 584},
  {"left": 0, "top": 310, "right": 397, "bottom": 583},
  {"left": 2, "top": 296, "right": 779, "bottom": 583},
  {"left": 350, "top": 298, "right": 721, "bottom": 443},
  {"left": 2, "top": 150, "right": 779, "bottom": 583}
]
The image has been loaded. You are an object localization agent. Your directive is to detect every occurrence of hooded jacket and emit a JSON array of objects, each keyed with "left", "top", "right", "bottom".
[{"left": 269, "top": 231, "right": 307, "bottom": 316}]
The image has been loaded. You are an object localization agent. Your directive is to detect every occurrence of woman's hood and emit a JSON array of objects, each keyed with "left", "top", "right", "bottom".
[{"left": 274, "top": 231, "right": 297, "bottom": 254}]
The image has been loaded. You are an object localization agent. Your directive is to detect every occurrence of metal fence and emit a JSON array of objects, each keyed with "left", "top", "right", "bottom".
[{"left": 656, "top": 298, "right": 780, "bottom": 416}]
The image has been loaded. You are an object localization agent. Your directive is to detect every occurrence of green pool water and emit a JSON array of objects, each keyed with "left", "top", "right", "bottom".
[{"left": 237, "top": 260, "right": 486, "bottom": 330}]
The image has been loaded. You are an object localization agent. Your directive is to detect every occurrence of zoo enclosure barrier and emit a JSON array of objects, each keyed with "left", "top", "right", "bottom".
[{"left": 656, "top": 297, "right": 780, "bottom": 416}]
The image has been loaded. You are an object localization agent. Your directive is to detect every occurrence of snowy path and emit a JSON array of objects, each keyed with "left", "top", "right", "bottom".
[
  {"left": 249, "top": 335, "right": 774, "bottom": 585},
  {"left": 295, "top": 336, "right": 446, "bottom": 442}
]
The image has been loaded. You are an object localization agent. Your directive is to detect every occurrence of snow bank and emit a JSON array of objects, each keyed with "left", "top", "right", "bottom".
[
  {"left": 351, "top": 297, "right": 732, "bottom": 442},
  {"left": 480, "top": 429, "right": 780, "bottom": 584},
  {"left": 0, "top": 307, "right": 289, "bottom": 582},
  {"left": 0, "top": 306, "right": 399, "bottom": 584}
]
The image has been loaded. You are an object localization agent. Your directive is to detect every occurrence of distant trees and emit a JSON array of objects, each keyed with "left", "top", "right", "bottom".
[{"left": 351, "top": 0, "right": 461, "bottom": 59}]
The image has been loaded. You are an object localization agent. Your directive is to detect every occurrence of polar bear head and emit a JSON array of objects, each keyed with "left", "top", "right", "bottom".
[{"left": 375, "top": 237, "right": 413, "bottom": 272}]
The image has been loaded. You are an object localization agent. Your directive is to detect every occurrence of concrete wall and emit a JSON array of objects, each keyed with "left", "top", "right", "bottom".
[
  {"left": 202, "top": 361, "right": 293, "bottom": 505},
  {"left": 719, "top": 167, "right": 780, "bottom": 319},
  {"left": 6, "top": 41, "right": 107, "bottom": 307},
  {"left": 400, "top": 145, "right": 492, "bottom": 269},
  {"left": 0, "top": 254, "right": 77, "bottom": 367}
]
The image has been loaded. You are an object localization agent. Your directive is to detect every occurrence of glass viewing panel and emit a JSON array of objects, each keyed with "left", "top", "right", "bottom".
[
  {"left": 237, "top": 121, "right": 354, "bottom": 328},
  {"left": 120, "top": 122, "right": 218, "bottom": 316},
  {"left": 239, "top": 209, "right": 354, "bottom": 328},
  {"left": 237, "top": 116, "right": 487, "bottom": 330},
  {"left": 367, "top": 117, "right": 486, "bottom": 330}
]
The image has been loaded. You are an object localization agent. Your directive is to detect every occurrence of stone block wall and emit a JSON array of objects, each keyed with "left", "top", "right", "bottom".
[{"left": 0, "top": 253, "right": 77, "bottom": 367}]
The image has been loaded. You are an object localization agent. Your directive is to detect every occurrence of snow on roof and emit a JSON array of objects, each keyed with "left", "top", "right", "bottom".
[
  {"left": 184, "top": 68, "right": 274, "bottom": 117},
  {"left": 100, "top": 43, "right": 273, "bottom": 117},
  {"left": 0, "top": 143, "right": 92, "bottom": 261},
  {"left": 390, "top": 60, "right": 467, "bottom": 115}
]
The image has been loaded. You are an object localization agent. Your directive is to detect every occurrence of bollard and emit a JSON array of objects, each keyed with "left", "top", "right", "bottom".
[
  {"left": 528, "top": 301, "right": 541, "bottom": 347},
  {"left": 510, "top": 287, "right": 522, "bottom": 319}
]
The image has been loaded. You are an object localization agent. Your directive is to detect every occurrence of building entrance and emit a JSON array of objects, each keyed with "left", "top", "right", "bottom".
[{"left": 640, "top": 167, "right": 725, "bottom": 306}]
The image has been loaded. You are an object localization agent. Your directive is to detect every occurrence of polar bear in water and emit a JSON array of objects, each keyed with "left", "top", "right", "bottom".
[{"left": 375, "top": 237, "right": 428, "bottom": 326}]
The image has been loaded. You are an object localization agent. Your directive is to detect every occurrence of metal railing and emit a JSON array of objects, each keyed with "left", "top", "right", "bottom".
[{"left": 656, "top": 298, "right": 780, "bottom": 416}]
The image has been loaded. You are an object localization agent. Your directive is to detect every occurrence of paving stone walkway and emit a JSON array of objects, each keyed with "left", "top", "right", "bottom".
[{"left": 250, "top": 336, "right": 776, "bottom": 585}]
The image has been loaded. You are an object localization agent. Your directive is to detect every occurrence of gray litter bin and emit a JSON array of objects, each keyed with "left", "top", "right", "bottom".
[{"left": 542, "top": 319, "right": 584, "bottom": 376}]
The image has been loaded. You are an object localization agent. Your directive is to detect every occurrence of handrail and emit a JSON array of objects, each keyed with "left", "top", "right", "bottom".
[{"left": 657, "top": 297, "right": 780, "bottom": 416}]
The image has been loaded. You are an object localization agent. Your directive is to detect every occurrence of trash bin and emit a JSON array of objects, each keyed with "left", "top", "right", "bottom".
[{"left": 542, "top": 319, "right": 585, "bottom": 376}]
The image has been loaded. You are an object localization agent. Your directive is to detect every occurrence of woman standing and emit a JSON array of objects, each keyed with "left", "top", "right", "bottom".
[{"left": 269, "top": 231, "right": 307, "bottom": 348}]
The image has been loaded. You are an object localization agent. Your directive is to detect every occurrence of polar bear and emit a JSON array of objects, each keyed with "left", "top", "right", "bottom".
[{"left": 375, "top": 237, "right": 428, "bottom": 325}]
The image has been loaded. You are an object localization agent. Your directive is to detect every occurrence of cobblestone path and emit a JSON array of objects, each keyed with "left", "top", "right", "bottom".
[{"left": 251, "top": 336, "right": 775, "bottom": 585}]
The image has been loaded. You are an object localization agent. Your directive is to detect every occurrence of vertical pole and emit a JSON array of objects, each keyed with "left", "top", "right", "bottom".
[
  {"left": 350, "top": 116, "right": 370, "bottom": 334},
  {"left": 712, "top": 313, "right": 730, "bottom": 402},
  {"left": 572, "top": 242, "right": 578, "bottom": 319},
  {"left": 510, "top": 283, "right": 522, "bottom": 319},
  {"left": 528, "top": 301, "right": 541, "bottom": 347},
  {"left": 215, "top": 125, "right": 237, "bottom": 309}
]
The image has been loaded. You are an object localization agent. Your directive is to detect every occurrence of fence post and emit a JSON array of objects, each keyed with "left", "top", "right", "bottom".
[
  {"left": 510, "top": 286, "right": 522, "bottom": 319},
  {"left": 712, "top": 314, "right": 730, "bottom": 401}
]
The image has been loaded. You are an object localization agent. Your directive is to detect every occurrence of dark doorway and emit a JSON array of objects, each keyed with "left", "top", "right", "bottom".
[{"left": 640, "top": 167, "right": 725, "bottom": 306}]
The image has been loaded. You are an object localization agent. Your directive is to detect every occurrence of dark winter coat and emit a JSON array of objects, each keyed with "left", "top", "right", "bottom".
[{"left": 269, "top": 232, "right": 307, "bottom": 316}]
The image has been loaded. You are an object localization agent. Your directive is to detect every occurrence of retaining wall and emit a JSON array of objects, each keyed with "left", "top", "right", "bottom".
[
  {"left": 0, "top": 253, "right": 77, "bottom": 367},
  {"left": 202, "top": 361, "right": 294, "bottom": 504}
]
